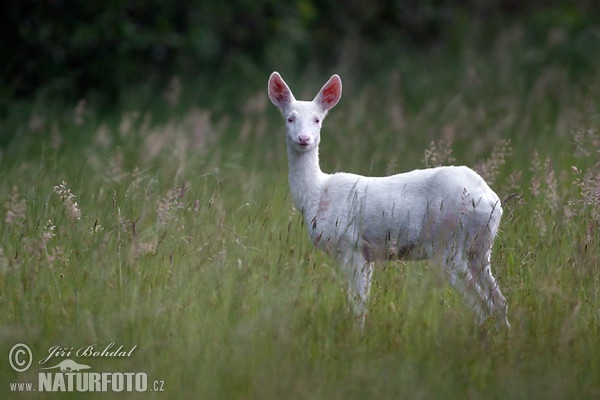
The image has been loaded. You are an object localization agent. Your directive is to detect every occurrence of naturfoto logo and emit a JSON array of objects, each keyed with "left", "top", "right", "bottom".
[
  {"left": 8, "top": 343, "right": 165, "bottom": 393},
  {"left": 41, "top": 359, "right": 91, "bottom": 372}
]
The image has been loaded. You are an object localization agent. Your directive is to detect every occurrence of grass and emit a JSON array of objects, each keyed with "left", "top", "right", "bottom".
[{"left": 1, "top": 28, "right": 600, "bottom": 399}]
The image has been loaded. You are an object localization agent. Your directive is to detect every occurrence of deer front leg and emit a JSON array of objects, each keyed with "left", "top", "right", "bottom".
[{"left": 342, "top": 251, "right": 373, "bottom": 329}]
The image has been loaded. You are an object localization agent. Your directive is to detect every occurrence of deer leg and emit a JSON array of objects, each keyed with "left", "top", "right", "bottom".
[
  {"left": 342, "top": 251, "right": 373, "bottom": 329},
  {"left": 468, "top": 248, "right": 510, "bottom": 330},
  {"left": 443, "top": 248, "right": 488, "bottom": 324}
]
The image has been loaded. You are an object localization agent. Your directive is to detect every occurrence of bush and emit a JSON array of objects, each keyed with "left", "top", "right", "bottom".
[{"left": 2, "top": 1, "right": 598, "bottom": 103}]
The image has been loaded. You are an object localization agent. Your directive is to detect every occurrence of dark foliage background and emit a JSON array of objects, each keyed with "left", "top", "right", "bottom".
[{"left": 2, "top": 0, "right": 598, "bottom": 103}]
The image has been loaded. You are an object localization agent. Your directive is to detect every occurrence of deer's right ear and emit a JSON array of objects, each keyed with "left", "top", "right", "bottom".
[{"left": 268, "top": 72, "right": 294, "bottom": 110}]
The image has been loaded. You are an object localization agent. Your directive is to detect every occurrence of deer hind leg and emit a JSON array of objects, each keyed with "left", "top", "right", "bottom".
[
  {"left": 446, "top": 258, "right": 489, "bottom": 324},
  {"left": 342, "top": 250, "right": 373, "bottom": 329},
  {"left": 467, "top": 246, "right": 510, "bottom": 329},
  {"left": 434, "top": 231, "right": 487, "bottom": 323}
]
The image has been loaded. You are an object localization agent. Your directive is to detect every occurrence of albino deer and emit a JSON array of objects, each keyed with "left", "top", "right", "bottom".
[{"left": 268, "top": 72, "right": 509, "bottom": 330}]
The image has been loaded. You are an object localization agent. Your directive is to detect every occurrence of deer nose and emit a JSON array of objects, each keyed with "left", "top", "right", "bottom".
[{"left": 297, "top": 135, "right": 310, "bottom": 146}]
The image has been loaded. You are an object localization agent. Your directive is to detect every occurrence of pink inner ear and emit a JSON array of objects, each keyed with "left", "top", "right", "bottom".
[
  {"left": 270, "top": 78, "right": 292, "bottom": 106},
  {"left": 320, "top": 79, "right": 341, "bottom": 109}
]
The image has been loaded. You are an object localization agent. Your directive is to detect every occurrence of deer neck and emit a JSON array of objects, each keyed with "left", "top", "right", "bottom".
[{"left": 287, "top": 145, "right": 326, "bottom": 217}]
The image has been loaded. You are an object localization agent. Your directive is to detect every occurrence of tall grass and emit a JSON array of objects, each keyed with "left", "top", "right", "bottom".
[{"left": 1, "top": 29, "right": 600, "bottom": 399}]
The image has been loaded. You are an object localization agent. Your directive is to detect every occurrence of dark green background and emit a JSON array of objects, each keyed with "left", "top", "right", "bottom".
[{"left": 2, "top": 1, "right": 598, "bottom": 100}]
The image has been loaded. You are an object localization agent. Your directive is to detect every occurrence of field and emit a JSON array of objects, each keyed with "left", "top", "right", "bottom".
[{"left": 2, "top": 28, "right": 600, "bottom": 399}]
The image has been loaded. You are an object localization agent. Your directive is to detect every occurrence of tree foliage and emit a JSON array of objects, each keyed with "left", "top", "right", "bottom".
[{"left": 1, "top": 0, "right": 598, "bottom": 102}]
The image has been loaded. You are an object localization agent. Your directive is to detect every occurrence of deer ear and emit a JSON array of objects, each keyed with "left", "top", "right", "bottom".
[
  {"left": 268, "top": 72, "right": 294, "bottom": 110},
  {"left": 315, "top": 74, "right": 342, "bottom": 111}
]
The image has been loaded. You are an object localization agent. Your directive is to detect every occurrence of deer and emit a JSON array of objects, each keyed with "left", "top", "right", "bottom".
[{"left": 267, "top": 71, "right": 509, "bottom": 330}]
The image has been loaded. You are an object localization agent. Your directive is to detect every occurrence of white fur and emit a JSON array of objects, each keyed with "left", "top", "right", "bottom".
[{"left": 268, "top": 71, "right": 509, "bottom": 329}]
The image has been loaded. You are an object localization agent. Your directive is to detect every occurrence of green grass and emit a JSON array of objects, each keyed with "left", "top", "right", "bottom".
[{"left": 2, "top": 31, "right": 600, "bottom": 399}]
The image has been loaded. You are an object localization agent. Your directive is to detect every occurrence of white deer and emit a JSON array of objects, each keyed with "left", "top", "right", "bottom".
[{"left": 268, "top": 71, "right": 509, "bottom": 330}]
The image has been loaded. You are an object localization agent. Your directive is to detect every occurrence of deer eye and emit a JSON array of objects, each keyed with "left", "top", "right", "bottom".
[
  {"left": 287, "top": 117, "right": 295, "bottom": 123},
  {"left": 314, "top": 118, "right": 320, "bottom": 124}
]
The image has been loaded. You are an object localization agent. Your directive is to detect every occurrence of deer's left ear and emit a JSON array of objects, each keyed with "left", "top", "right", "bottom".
[{"left": 315, "top": 74, "right": 342, "bottom": 111}]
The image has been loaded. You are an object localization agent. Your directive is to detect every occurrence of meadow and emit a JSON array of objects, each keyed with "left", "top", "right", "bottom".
[{"left": 1, "top": 27, "right": 600, "bottom": 399}]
